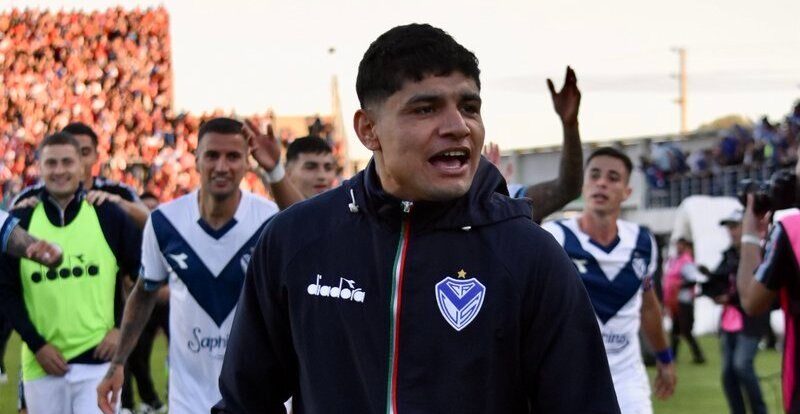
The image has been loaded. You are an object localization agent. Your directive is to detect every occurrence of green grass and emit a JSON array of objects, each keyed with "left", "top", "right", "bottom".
[
  {"left": 0, "top": 334, "right": 784, "bottom": 413},
  {"left": 1, "top": 332, "right": 168, "bottom": 413},
  {"left": 651, "top": 335, "right": 784, "bottom": 413}
]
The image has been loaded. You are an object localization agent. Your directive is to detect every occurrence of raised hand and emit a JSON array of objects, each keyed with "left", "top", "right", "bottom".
[
  {"left": 547, "top": 66, "right": 581, "bottom": 126},
  {"left": 243, "top": 119, "right": 282, "bottom": 172},
  {"left": 12, "top": 197, "right": 39, "bottom": 210},
  {"left": 483, "top": 142, "right": 514, "bottom": 183},
  {"left": 483, "top": 142, "right": 501, "bottom": 166}
]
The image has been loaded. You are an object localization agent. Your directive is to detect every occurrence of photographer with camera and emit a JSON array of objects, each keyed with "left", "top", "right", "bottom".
[
  {"left": 704, "top": 209, "right": 770, "bottom": 414},
  {"left": 737, "top": 159, "right": 800, "bottom": 413}
]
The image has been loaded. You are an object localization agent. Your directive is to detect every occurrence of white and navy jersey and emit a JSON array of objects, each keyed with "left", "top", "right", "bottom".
[
  {"left": 542, "top": 218, "right": 657, "bottom": 375},
  {"left": 140, "top": 190, "right": 278, "bottom": 414},
  {"left": 0, "top": 209, "right": 19, "bottom": 253}
]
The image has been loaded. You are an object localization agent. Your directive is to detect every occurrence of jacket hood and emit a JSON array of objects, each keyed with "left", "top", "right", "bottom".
[{"left": 344, "top": 157, "right": 532, "bottom": 231}]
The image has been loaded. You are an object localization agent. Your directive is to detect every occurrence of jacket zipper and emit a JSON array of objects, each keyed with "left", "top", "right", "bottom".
[
  {"left": 386, "top": 201, "right": 413, "bottom": 414},
  {"left": 47, "top": 196, "right": 67, "bottom": 226}
]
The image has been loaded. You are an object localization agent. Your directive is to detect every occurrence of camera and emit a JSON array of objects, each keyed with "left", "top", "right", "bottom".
[{"left": 737, "top": 169, "right": 797, "bottom": 215}]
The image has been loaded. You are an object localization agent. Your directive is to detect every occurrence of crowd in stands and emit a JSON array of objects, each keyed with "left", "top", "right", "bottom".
[
  {"left": 642, "top": 100, "right": 800, "bottom": 189},
  {"left": 0, "top": 7, "right": 341, "bottom": 207}
]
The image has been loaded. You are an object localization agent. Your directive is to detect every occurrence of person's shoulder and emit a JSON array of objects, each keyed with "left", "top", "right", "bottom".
[
  {"left": 153, "top": 191, "right": 195, "bottom": 218},
  {"left": 93, "top": 177, "right": 140, "bottom": 201},
  {"left": 262, "top": 186, "right": 350, "bottom": 242},
  {"left": 92, "top": 197, "right": 132, "bottom": 224},
  {"left": 487, "top": 216, "right": 569, "bottom": 260},
  {"left": 240, "top": 190, "right": 279, "bottom": 222},
  {"left": 10, "top": 183, "right": 44, "bottom": 206}
]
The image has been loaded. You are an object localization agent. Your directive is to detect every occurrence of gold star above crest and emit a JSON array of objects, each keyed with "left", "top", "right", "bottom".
[{"left": 457, "top": 269, "right": 467, "bottom": 279}]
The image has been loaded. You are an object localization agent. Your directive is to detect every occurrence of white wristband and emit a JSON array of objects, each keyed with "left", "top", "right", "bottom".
[
  {"left": 741, "top": 234, "right": 762, "bottom": 247},
  {"left": 264, "top": 163, "right": 285, "bottom": 183}
]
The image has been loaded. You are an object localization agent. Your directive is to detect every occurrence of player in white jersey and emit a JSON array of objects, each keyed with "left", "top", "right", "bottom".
[
  {"left": 542, "top": 147, "right": 676, "bottom": 414},
  {"left": 97, "top": 117, "right": 302, "bottom": 414}
]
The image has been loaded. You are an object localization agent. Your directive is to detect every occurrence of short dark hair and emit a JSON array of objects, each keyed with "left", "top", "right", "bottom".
[
  {"left": 140, "top": 191, "right": 158, "bottom": 202},
  {"left": 62, "top": 122, "right": 98, "bottom": 147},
  {"left": 197, "top": 117, "right": 244, "bottom": 145},
  {"left": 286, "top": 136, "right": 333, "bottom": 163},
  {"left": 586, "top": 146, "right": 633, "bottom": 177},
  {"left": 356, "top": 23, "right": 480, "bottom": 108},
  {"left": 39, "top": 132, "right": 81, "bottom": 153}
]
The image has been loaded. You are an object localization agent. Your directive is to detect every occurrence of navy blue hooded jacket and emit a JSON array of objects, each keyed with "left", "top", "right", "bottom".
[{"left": 214, "top": 159, "right": 619, "bottom": 414}]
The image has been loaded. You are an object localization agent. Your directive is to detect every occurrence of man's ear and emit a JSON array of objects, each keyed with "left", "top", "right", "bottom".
[{"left": 354, "top": 109, "right": 380, "bottom": 151}]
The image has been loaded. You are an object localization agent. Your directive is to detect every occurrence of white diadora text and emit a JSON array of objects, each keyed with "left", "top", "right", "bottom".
[{"left": 307, "top": 274, "right": 366, "bottom": 303}]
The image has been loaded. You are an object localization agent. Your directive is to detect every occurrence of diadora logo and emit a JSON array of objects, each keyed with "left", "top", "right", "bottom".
[
  {"left": 239, "top": 247, "right": 254, "bottom": 274},
  {"left": 30, "top": 254, "right": 100, "bottom": 283},
  {"left": 169, "top": 253, "right": 189, "bottom": 270},
  {"left": 307, "top": 274, "right": 366, "bottom": 303},
  {"left": 572, "top": 259, "right": 588, "bottom": 273}
]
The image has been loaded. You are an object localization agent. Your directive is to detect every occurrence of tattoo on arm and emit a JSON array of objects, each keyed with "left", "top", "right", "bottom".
[
  {"left": 112, "top": 278, "right": 159, "bottom": 365},
  {"left": 6, "top": 226, "right": 37, "bottom": 259},
  {"left": 527, "top": 124, "right": 583, "bottom": 222}
]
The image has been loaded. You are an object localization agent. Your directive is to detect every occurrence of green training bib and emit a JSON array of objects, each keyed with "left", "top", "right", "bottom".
[{"left": 19, "top": 200, "right": 118, "bottom": 381}]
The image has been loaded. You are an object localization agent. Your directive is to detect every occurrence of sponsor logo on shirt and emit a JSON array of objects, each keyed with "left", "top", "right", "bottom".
[
  {"left": 307, "top": 274, "right": 366, "bottom": 302},
  {"left": 571, "top": 259, "right": 588, "bottom": 273},
  {"left": 169, "top": 253, "right": 189, "bottom": 270},
  {"left": 602, "top": 332, "right": 630, "bottom": 354},
  {"left": 187, "top": 327, "right": 228, "bottom": 357},
  {"left": 29, "top": 254, "right": 101, "bottom": 283}
]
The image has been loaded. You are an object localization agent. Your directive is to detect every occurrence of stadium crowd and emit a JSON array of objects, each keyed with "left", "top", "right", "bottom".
[
  {"left": 0, "top": 7, "right": 340, "bottom": 206},
  {"left": 642, "top": 101, "right": 800, "bottom": 189}
]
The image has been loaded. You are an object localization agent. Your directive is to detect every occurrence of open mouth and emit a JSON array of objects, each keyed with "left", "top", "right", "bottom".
[
  {"left": 592, "top": 194, "right": 609, "bottom": 202},
  {"left": 428, "top": 149, "right": 470, "bottom": 172}
]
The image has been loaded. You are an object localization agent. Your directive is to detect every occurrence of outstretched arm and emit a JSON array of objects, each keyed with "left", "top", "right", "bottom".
[
  {"left": 97, "top": 278, "right": 159, "bottom": 414},
  {"left": 5, "top": 223, "right": 63, "bottom": 267},
  {"left": 737, "top": 194, "right": 778, "bottom": 315},
  {"left": 640, "top": 288, "right": 676, "bottom": 400},
  {"left": 527, "top": 66, "right": 583, "bottom": 223}
]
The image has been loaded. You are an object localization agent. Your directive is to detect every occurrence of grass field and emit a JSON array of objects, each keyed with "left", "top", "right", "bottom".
[{"left": 0, "top": 334, "right": 785, "bottom": 413}]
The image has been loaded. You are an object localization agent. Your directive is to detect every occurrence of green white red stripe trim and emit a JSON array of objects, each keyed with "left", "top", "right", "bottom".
[{"left": 386, "top": 216, "right": 411, "bottom": 414}]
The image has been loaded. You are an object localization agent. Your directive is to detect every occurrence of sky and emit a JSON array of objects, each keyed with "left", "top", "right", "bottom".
[{"left": 4, "top": 0, "right": 800, "bottom": 162}]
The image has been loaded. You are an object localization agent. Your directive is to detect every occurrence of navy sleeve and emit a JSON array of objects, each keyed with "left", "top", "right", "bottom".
[
  {"left": 0, "top": 208, "right": 47, "bottom": 351},
  {"left": 97, "top": 202, "right": 143, "bottom": 277},
  {"left": 0, "top": 211, "right": 19, "bottom": 253},
  {"left": 214, "top": 223, "right": 295, "bottom": 414},
  {"left": 755, "top": 223, "right": 798, "bottom": 291},
  {"left": 521, "top": 229, "right": 620, "bottom": 413},
  {"left": 0, "top": 255, "right": 47, "bottom": 353}
]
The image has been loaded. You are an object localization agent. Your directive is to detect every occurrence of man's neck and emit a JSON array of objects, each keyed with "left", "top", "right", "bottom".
[
  {"left": 578, "top": 210, "right": 619, "bottom": 246},
  {"left": 198, "top": 189, "right": 241, "bottom": 229},
  {"left": 51, "top": 194, "right": 75, "bottom": 210},
  {"left": 83, "top": 176, "right": 94, "bottom": 190}
]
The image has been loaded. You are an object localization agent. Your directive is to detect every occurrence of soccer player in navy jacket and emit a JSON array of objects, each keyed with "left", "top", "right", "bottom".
[{"left": 214, "top": 24, "right": 619, "bottom": 414}]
